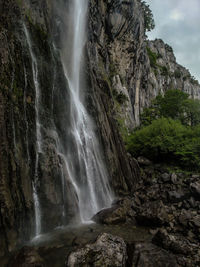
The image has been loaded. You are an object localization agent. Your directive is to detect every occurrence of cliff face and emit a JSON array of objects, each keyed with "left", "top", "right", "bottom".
[
  {"left": 0, "top": 0, "right": 58, "bottom": 255},
  {"left": 87, "top": 1, "right": 200, "bottom": 128},
  {"left": 0, "top": 0, "right": 199, "bottom": 258},
  {"left": 0, "top": 0, "right": 141, "bottom": 256},
  {"left": 139, "top": 39, "right": 200, "bottom": 121}
]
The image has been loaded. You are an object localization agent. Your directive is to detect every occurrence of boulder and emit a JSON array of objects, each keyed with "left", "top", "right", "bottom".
[
  {"left": 131, "top": 242, "right": 178, "bottom": 267},
  {"left": 190, "top": 215, "right": 200, "bottom": 228},
  {"left": 135, "top": 201, "right": 169, "bottom": 227},
  {"left": 92, "top": 198, "right": 135, "bottom": 225},
  {"left": 67, "top": 233, "right": 127, "bottom": 267},
  {"left": 137, "top": 157, "right": 152, "bottom": 166},
  {"left": 167, "top": 190, "right": 190, "bottom": 203},
  {"left": 190, "top": 182, "right": 200, "bottom": 199},
  {"left": 161, "top": 173, "right": 170, "bottom": 182},
  {"left": 152, "top": 229, "right": 197, "bottom": 256},
  {"left": 9, "top": 247, "right": 45, "bottom": 267},
  {"left": 171, "top": 173, "right": 178, "bottom": 184}
]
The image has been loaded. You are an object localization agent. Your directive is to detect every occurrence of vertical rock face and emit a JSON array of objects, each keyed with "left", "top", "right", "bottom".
[
  {"left": 0, "top": 0, "right": 69, "bottom": 255},
  {"left": 86, "top": 0, "right": 143, "bottom": 194},
  {"left": 138, "top": 39, "right": 200, "bottom": 123},
  {"left": 86, "top": 0, "right": 200, "bottom": 129},
  {"left": 0, "top": 0, "right": 140, "bottom": 256}
]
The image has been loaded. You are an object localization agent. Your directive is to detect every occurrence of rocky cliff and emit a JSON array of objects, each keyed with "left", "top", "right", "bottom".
[
  {"left": 88, "top": 1, "right": 200, "bottom": 128},
  {"left": 0, "top": 0, "right": 199, "bottom": 259}
]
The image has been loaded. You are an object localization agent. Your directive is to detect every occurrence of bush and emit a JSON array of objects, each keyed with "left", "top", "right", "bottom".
[
  {"left": 174, "top": 70, "right": 182, "bottom": 79},
  {"left": 141, "top": 1, "right": 155, "bottom": 32},
  {"left": 146, "top": 47, "right": 158, "bottom": 67},
  {"left": 126, "top": 118, "right": 186, "bottom": 160},
  {"left": 140, "top": 89, "right": 200, "bottom": 126},
  {"left": 126, "top": 118, "right": 200, "bottom": 170}
]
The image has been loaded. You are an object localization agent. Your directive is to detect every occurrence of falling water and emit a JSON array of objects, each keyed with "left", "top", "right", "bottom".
[
  {"left": 23, "top": 0, "right": 113, "bottom": 238},
  {"left": 23, "top": 65, "right": 30, "bottom": 162},
  {"left": 24, "top": 25, "right": 42, "bottom": 237},
  {"left": 58, "top": 0, "right": 113, "bottom": 222}
]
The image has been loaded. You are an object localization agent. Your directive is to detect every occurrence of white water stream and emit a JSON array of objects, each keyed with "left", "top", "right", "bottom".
[
  {"left": 24, "top": 0, "right": 113, "bottom": 238},
  {"left": 24, "top": 25, "right": 42, "bottom": 237},
  {"left": 59, "top": 0, "right": 113, "bottom": 222}
]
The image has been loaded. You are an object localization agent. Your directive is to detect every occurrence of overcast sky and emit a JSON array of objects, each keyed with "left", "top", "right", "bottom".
[{"left": 146, "top": 0, "right": 200, "bottom": 82}]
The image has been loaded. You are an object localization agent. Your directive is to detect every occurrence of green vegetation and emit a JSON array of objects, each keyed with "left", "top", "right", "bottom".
[
  {"left": 113, "top": 90, "right": 128, "bottom": 104},
  {"left": 146, "top": 47, "right": 157, "bottom": 67},
  {"left": 126, "top": 89, "right": 200, "bottom": 170},
  {"left": 174, "top": 70, "right": 182, "bottom": 79},
  {"left": 190, "top": 76, "right": 199, "bottom": 86},
  {"left": 146, "top": 47, "right": 169, "bottom": 76},
  {"left": 140, "top": 89, "right": 200, "bottom": 126},
  {"left": 141, "top": 1, "right": 155, "bottom": 32}
]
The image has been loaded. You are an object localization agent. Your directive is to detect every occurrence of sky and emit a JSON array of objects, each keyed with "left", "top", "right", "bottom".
[{"left": 146, "top": 0, "right": 200, "bottom": 82}]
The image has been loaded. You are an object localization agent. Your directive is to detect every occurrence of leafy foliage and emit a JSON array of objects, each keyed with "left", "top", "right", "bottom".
[
  {"left": 127, "top": 89, "right": 200, "bottom": 170},
  {"left": 141, "top": 1, "right": 155, "bottom": 32},
  {"left": 146, "top": 47, "right": 157, "bottom": 67},
  {"left": 146, "top": 47, "right": 169, "bottom": 76},
  {"left": 126, "top": 118, "right": 200, "bottom": 170},
  {"left": 141, "top": 89, "right": 200, "bottom": 126}
]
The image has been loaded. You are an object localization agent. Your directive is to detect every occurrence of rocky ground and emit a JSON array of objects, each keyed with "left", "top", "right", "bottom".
[
  {"left": 2, "top": 157, "right": 200, "bottom": 266},
  {"left": 93, "top": 157, "right": 200, "bottom": 266}
]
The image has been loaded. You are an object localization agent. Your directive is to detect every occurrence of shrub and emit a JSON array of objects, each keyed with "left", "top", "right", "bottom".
[
  {"left": 141, "top": 1, "right": 155, "bottom": 32},
  {"left": 174, "top": 70, "right": 182, "bottom": 79},
  {"left": 126, "top": 118, "right": 200, "bottom": 170},
  {"left": 126, "top": 118, "right": 186, "bottom": 160},
  {"left": 140, "top": 89, "right": 200, "bottom": 126}
]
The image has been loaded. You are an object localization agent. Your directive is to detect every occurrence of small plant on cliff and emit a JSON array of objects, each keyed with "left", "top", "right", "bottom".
[
  {"left": 146, "top": 47, "right": 157, "bottom": 67},
  {"left": 141, "top": 1, "right": 155, "bottom": 32},
  {"left": 146, "top": 47, "right": 169, "bottom": 75},
  {"left": 190, "top": 76, "right": 199, "bottom": 86}
]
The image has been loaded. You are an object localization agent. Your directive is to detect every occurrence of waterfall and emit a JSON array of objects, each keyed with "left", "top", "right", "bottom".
[
  {"left": 24, "top": 25, "right": 42, "bottom": 237},
  {"left": 57, "top": 0, "right": 113, "bottom": 222},
  {"left": 23, "top": 0, "right": 113, "bottom": 238},
  {"left": 23, "top": 64, "right": 30, "bottom": 162}
]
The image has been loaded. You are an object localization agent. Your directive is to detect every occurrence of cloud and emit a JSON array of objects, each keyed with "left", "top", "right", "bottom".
[
  {"left": 170, "top": 9, "right": 184, "bottom": 21},
  {"left": 146, "top": 0, "right": 200, "bottom": 82}
]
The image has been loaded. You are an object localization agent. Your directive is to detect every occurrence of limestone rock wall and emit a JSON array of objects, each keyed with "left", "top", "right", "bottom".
[
  {"left": 138, "top": 39, "right": 200, "bottom": 123},
  {"left": 0, "top": 0, "right": 141, "bottom": 256}
]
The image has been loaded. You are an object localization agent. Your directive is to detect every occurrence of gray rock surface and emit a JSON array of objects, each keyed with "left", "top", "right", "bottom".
[{"left": 67, "top": 233, "right": 127, "bottom": 267}]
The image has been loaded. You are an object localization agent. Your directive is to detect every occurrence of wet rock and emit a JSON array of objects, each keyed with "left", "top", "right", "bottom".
[
  {"left": 152, "top": 229, "right": 197, "bottom": 256},
  {"left": 161, "top": 173, "right": 170, "bottom": 182},
  {"left": 67, "top": 233, "right": 127, "bottom": 267},
  {"left": 190, "top": 182, "right": 200, "bottom": 199},
  {"left": 10, "top": 246, "right": 45, "bottom": 267},
  {"left": 188, "top": 197, "right": 197, "bottom": 208},
  {"left": 137, "top": 157, "right": 152, "bottom": 166},
  {"left": 190, "top": 215, "right": 200, "bottom": 228},
  {"left": 192, "top": 175, "right": 200, "bottom": 179},
  {"left": 171, "top": 173, "right": 178, "bottom": 184},
  {"left": 92, "top": 198, "right": 135, "bottom": 225},
  {"left": 178, "top": 209, "right": 192, "bottom": 227},
  {"left": 167, "top": 190, "right": 190, "bottom": 203},
  {"left": 135, "top": 201, "right": 169, "bottom": 227},
  {"left": 131, "top": 242, "right": 178, "bottom": 267}
]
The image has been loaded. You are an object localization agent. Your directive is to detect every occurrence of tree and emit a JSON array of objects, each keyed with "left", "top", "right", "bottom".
[
  {"left": 141, "top": 1, "right": 155, "bottom": 32},
  {"left": 155, "top": 89, "right": 189, "bottom": 120},
  {"left": 140, "top": 89, "right": 200, "bottom": 126},
  {"left": 126, "top": 118, "right": 200, "bottom": 170},
  {"left": 184, "top": 99, "right": 200, "bottom": 126}
]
